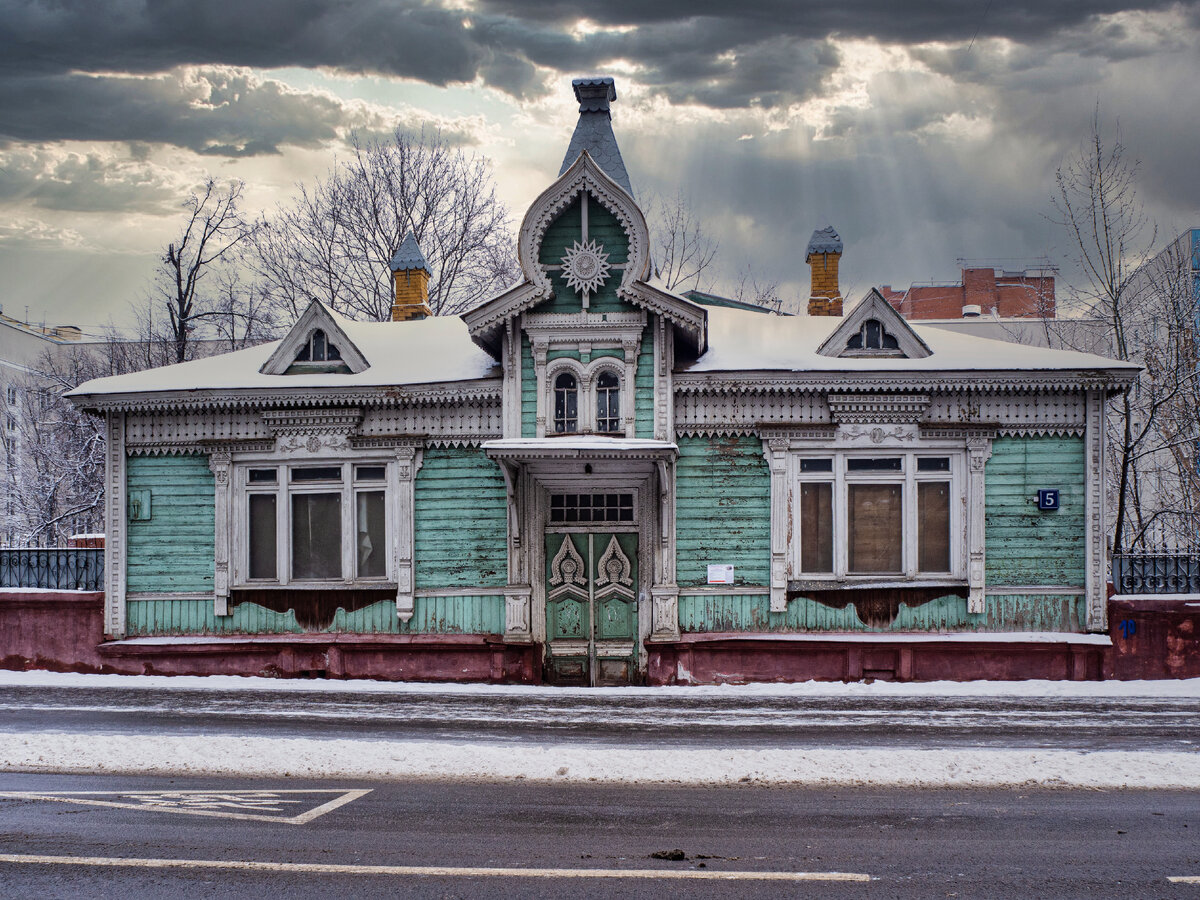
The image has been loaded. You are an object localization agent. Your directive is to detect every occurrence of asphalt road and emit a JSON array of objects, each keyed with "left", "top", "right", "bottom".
[
  {"left": 1, "top": 682, "right": 1197, "bottom": 750},
  {"left": 0, "top": 772, "right": 1197, "bottom": 899}
]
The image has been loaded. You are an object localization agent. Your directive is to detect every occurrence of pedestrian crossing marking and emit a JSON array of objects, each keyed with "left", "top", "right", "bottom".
[{"left": 0, "top": 789, "right": 370, "bottom": 824}]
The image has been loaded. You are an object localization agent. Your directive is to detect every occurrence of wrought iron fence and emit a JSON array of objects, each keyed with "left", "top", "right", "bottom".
[
  {"left": 1112, "top": 552, "right": 1200, "bottom": 595},
  {"left": 0, "top": 548, "right": 104, "bottom": 592}
]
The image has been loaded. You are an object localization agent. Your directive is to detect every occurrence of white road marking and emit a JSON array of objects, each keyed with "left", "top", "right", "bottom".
[
  {"left": 1170, "top": 876, "right": 1200, "bottom": 883},
  {"left": 0, "top": 853, "right": 871, "bottom": 882},
  {"left": 0, "top": 789, "right": 371, "bottom": 824}
]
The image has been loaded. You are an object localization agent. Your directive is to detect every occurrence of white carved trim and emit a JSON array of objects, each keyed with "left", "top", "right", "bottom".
[
  {"left": 673, "top": 371, "right": 1136, "bottom": 395},
  {"left": 650, "top": 586, "right": 680, "bottom": 640},
  {"left": 261, "top": 407, "right": 363, "bottom": 436},
  {"left": 763, "top": 438, "right": 790, "bottom": 612},
  {"left": 208, "top": 449, "right": 232, "bottom": 617},
  {"left": 828, "top": 393, "right": 931, "bottom": 424},
  {"left": 816, "top": 288, "right": 932, "bottom": 359},
  {"left": 504, "top": 585, "right": 532, "bottom": 639},
  {"left": 259, "top": 299, "right": 370, "bottom": 375},
  {"left": 966, "top": 435, "right": 993, "bottom": 613},
  {"left": 393, "top": 445, "right": 423, "bottom": 622},
  {"left": 1084, "top": 389, "right": 1107, "bottom": 632},
  {"left": 103, "top": 412, "right": 127, "bottom": 637}
]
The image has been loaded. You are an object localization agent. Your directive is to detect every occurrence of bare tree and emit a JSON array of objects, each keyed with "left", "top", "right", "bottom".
[
  {"left": 1, "top": 347, "right": 109, "bottom": 545},
  {"left": 1050, "top": 110, "right": 1195, "bottom": 552},
  {"left": 254, "top": 127, "right": 516, "bottom": 322},
  {"left": 647, "top": 191, "right": 719, "bottom": 293},
  {"left": 153, "top": 178, "right": 261, "bottom": 363},
  {"left": 732, "top": 264, "right": 784, "bottom": 312}
]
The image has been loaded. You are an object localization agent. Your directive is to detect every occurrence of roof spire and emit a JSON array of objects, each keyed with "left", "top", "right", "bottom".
[{"left": 559, "top": 76, "right": 634, "bottom": 198}]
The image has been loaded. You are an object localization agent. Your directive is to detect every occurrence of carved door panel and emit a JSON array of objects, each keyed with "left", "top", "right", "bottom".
[{"left": 545, "top": 531, "right": 638, "bottom": 686}]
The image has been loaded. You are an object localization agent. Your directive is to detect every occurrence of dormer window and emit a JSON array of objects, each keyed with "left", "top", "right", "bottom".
[
  {"left": 846, "top": 319, "right": 899, "bottom": 352},
  {"left": 596, "top": 371, "right": 621, "bottom": 433},
  {"left": 553, "top": 373, "right": 579, "bottom": 433},
  {"left": 294, "top": 330, "right": 342, "bottom": 364}
]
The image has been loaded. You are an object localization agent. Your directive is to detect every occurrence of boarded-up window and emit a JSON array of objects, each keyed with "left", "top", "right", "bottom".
[
  {"left": 918, "top": 481, "right": 951, "bottom": 572},
  {"left": 356, "top": 490, "right": 386, "bottom": 578},
  {"left": 292, "top": 493, "right": 341, "bottom": 580},
  {"left": 800, "top": 482, "right": 833, "bottom": 573},
  {"left": 248, "top": 494, "right": 277, "bottom": 579},
  {"left": 848, "top": 484, "right": 902, "bottom": 573}
]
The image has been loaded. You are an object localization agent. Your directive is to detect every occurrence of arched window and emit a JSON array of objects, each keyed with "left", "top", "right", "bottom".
[
  {"left": 553, "top": 372, "right": 579, "bottom": 434},
  {"left": 596, "top": 371, "right": 621, "bottom": 433},
  {"left": 294, "top": 329, "right": 343, "bottom": 363},
  {"left": 846, "top": 319, "right": 899, "bottom": 352}
]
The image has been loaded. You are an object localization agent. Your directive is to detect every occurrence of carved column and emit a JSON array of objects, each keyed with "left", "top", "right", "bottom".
[
  {"left": 623, "top": 337, "right": 639, "bottom": 437},
  {"left": 966, "top": 436, "right": 993, "bottom": 614},
  {"left": 763, "top": 437, "right": 790, "bottom": 612},
  {"left": 208, "top": 449, "right": 232, "bottom": 617},
  {"left": 393, "top": 444, "right": 423, "bottom": 622},
  {"left": 504, "top": 585, "right": 532, "bottom": 640},
  {"left": 1084, "top": 389, "right": 1107, "bottom": 632},
  {"left": 650, "top": 458, "right": 679, "bottom": 639},
  {"left": 532, "top": 339, "right": 548, "bottom": 437},
  {"left": 103, "top": 412, "right": 127, "bottom": 638}
]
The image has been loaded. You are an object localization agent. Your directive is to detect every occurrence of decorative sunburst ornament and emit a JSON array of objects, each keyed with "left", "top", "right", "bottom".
[{"left": 560, "top": 239, "right": 611, "bottom": 299}]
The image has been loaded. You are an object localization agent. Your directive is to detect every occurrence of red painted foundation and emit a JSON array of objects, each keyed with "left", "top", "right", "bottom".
[
  {"left": 645, "top": 634, "right": 1107, "bottom": 685},
  {"left": 97, "top": 633, "right": 540, "bottom": 683},
  {"left": 3, "top": 590, "right": 1200, "bottom": 683}
]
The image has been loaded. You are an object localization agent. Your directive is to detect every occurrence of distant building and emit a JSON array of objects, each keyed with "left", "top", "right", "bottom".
[{"left": 881, "top": 262, "right": 1056, "bottom": 320}]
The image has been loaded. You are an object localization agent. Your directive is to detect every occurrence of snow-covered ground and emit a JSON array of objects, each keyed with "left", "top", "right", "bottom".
[
  {"left": 5, "top": 669, "right": 1200, "bottom": 698},
  {"left": 2, "top": 671, "right": 1199, "bottom": 788}
]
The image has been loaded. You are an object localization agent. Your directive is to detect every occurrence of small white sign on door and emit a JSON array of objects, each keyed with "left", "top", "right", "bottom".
[{"left": 707, "top": 564, "right": 735, "bottom": 585}]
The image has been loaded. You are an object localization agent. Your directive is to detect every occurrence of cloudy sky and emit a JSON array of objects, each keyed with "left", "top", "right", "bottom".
[{"left": 2, "top": 0, "right": 1198, "bottom": 329}]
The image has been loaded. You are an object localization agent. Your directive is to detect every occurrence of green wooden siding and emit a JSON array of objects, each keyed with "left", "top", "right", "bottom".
[
  {"left": 985, "top": 436, "right": 1085, "bottom": 586},
  {"left": 414, "top": 447, "right": 507, "bottom": 590},
  {"left": 677, "top": 592, "right": 1085, "bottom": 634},
  {"left": 634, "top": 328, "right": 654, "bottom": 435},
  {"left": 521, "top": 333, "right": 536, "bottom": 437},
  {"left": 675, "top": 435, "right": 770, "bottom": 586},
  {"left": 126, "top": 595, "right": 504, "bottom": 636},
  {"left": 126, "top": 454, "right": 214, "bottom": 594}
]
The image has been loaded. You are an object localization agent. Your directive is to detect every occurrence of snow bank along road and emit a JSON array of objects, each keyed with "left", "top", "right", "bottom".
[{"left": 2, "top": 671, "right": 1199, "bottom": 788}]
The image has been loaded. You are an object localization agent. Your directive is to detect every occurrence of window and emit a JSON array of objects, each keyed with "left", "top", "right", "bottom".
[
  {"left": 294, "top": 329, "right": 342, "bottom": 363},
  {"left": 550, "top": 492, "right": 634, "bottom": 523},
  {"left": 846, "top": 318, "right": 899, "bottom": 352},
  {"left": 5, "top": 385, "right": 15, "bottom": 406},
  {"left": 4, "top": 414, "right": 15, "bottom": 433},
  {"left": 596, "top": 371, "right": 621, "bottom": 433},
  {"left": 553, "top": 372, "right": 579, "bottom": 433},
  {"left": 242, "top": 462, "right": 391, "bottom": 584},
  {"left": 793, "top": 453, "right": 959, "bottom": 579}
]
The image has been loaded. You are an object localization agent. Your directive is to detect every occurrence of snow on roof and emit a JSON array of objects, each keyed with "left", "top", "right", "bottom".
[
  {"left": 67, "top": 313, "right": 499, "bottom": 400},
  {"left": 687, "top": 305, "right": 1140, "bottom": 375},
  {"left": 484, "top": 437, "right": 676, "bottom": 454}
]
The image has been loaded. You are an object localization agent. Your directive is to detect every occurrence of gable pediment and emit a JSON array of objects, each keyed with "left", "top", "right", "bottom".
[
  {"left": 463, "top": 151, "right": 706, "bottom": 357},
  {"left": 259, "top": 299, "right": 371, "bottom": 376},
  {"left": 816, "top": 288, "right": 932, "bottom": 360}
]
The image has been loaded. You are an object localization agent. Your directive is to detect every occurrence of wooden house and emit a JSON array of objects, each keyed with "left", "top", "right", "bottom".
[{"left": 68, "top": 78, "right": 1138, "bottom": 684}]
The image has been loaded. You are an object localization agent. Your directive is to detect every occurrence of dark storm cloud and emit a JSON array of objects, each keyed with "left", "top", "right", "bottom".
[
  {"left": 0, "top": 68, "right": 350, "bottom": 155},
  {"left": 2, "top": 0, "right": 1188, "bottom": 124}
]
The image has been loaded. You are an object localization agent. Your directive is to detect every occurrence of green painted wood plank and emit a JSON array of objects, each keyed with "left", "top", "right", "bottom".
[
  {"left": 675, "top": 435, "right": 770, "bottom": 586},
  {"left": 126, "top": 454, "right": 214, "bottom": 594},
  {"left": 414, "top": 448, "right": 508, "bottom": 590}
]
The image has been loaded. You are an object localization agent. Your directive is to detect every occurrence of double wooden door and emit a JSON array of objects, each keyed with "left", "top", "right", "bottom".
[{"left": 544, "top": 531, "right": 639, "bottom": 685}]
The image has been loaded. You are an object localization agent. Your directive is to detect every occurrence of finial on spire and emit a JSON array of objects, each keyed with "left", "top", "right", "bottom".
[{"left": 559, "top": 76, "right": 634, "bottom": 197}]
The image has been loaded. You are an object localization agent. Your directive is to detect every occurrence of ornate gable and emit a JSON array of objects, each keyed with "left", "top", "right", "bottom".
[
  {"left": 816, "top": 288, "right": 932, "bottom": 360},
  {"left": 259, "top": 299, "right": 371, "bottom": 376},
  {"left": 463, "top": 151, "right": 705, "bottom": 356}
]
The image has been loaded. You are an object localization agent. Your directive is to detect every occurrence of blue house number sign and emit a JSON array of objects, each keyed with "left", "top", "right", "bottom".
[{"left": 1036, "top": 489, "right": 1060, "bottom": 511}]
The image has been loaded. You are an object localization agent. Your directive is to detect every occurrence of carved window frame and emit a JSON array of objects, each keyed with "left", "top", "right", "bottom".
[
  {"left": 543, "top": 357, "right": 627, "bottom": 437},
  {"left": 787, "top": 450, "right": 966, "bottom": 583},
  {"left": 231, "top": 459, "right": 397, "bottom": 589}
]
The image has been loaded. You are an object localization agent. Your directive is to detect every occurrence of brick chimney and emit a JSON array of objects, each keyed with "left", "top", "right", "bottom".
[
  {"left": 806, "top": 225, "right": 843, "bottom": 316},
  {"left": 389, "top": 233, "right": 432, "bottom": 321}
]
